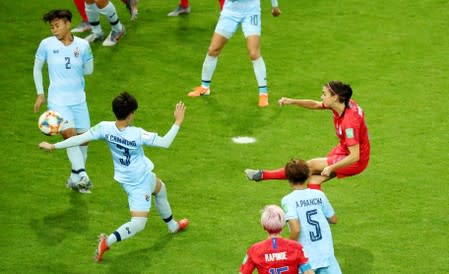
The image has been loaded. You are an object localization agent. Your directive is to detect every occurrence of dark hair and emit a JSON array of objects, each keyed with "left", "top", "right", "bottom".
[
  {"left": 43, "top": 9, "right": 72, "bottom": 23},
  {"left": 112, "top": 92, "right": 138, "bottom": 120},
  {"left": 285, "top": 159, "right": 310, "bottom": 185},
  {"left": 327, "top": 80, "right": 352, "bottom": 107}
]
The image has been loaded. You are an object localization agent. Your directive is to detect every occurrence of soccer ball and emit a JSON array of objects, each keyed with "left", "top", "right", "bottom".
[{"left": 38, "top": 110, "right": 64, "bottom": 136}]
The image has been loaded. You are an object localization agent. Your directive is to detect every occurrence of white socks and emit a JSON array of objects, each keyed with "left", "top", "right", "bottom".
[
  {"left": 201, "top": 55, "right": 218, "bottom": 88},
  {"left": 252, "top": 57, "right": 268, "bottom": 93},
  {"left": 66, "top": 146, "right": 87, "bottom": 181},
  {"left": 85, "top": 2, "right": 102, "bottom": 35},
  {"left": 107, "top": 217, "right": 147, "bottom": 247},
  {"left": 98, "top": 2, "right": 123, "bottom": 32},
  {"left": 155, "top": 182, "right": 178, "bottom": 232}
]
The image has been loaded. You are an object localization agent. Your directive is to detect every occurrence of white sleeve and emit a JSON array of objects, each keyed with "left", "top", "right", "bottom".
[
  {"left": 54, "top": 131, "right": 95, "bottom": 149},
  {"left": 149, "top": 124, "right": 180, "bottom": 148},
  {"left": 84, "top": 58, "right": 93, "bottom": 75},
  {"left": 33, "top": 58, "right": 45, "bottom": 95}
]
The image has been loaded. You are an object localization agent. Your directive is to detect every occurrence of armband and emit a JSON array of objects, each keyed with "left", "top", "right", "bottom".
[{"left": 300, "top": 263, "right": 312, "bottom": 273}]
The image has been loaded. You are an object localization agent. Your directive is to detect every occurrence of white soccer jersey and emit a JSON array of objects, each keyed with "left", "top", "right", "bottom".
[
  {"left": 223, "top": 0, "right": 261, "bottom": 15},
  {"left": 89, "top": 121, "right": 159, "bottom": 186},
  {"left": 281, "top": 189, "right": 336, "bottom": 269},
  {"left": 35, "top": 36, "right": 93, "bottom": 105}
]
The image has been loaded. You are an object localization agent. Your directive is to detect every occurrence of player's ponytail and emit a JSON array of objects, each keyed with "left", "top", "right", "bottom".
[{"left": 327, "top": 81, "right": 352, "bottom": 107}]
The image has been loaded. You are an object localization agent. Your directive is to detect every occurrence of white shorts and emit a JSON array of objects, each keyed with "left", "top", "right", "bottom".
[
  {"left": 121, "top": 171, "right": 156, "bottom": 212},
  {"left": 48, "top": 101, "right": 90, "bottom": 132},
  {"left": 215, "top": 11, "right": 261, "bottom": 39}
]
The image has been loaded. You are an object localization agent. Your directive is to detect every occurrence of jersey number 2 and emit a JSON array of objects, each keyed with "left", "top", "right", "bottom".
[{"left": 65, "top": 57, "right": 71, "bottom": 69}]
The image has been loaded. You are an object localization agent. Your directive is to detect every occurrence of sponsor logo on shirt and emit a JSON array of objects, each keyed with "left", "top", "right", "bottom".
[{"left": 53, "top": 49, "right": 59, "bottom": 54}]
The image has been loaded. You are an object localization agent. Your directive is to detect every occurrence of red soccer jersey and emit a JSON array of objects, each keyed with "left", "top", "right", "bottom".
[
  {"left": 240, "top": 237, "right": 309, "bottom": 274},
  {"left": 331, "top": 99, "right": 370, "bottom": 166}
]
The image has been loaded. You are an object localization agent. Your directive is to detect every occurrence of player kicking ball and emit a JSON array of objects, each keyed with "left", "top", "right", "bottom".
[
  {"left": 39, "top": 92, "right": 189, "bottom": 262},
  {"left": 245, "top": 81, "right": 370, "bottom": 190}
]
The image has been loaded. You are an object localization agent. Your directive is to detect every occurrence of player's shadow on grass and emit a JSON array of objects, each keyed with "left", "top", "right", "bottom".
[
  {"left": 337, "top": 244, "right": 374, "bottom": 273},
  {"left": 30, "top": 192, "right": 88, "bottom": 246},
  {"left": 106, "top": 233, "right": 174, "bottom": 273}
]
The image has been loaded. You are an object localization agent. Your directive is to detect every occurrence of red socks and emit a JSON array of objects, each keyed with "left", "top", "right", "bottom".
[
  {"left": 180, "top": 0, "right": 189, "bottom": 8},
  {"left": 73, "top": 0, "right": 88, "bottom": 22},
  {"left": 307, "top": 183, "right": 322, "bottom": 191},
  {"left": 262, "top": 168, "right": 286, "bottom": 180}
]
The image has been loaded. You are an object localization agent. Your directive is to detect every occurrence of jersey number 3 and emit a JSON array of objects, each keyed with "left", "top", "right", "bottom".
[{"left": 116, "top": 144, "right": 131, "bottom": 166}]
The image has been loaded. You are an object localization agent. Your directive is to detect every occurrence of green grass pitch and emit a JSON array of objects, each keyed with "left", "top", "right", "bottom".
[{"left": 1, "top": 0, "right": 449, "bottom": 273}]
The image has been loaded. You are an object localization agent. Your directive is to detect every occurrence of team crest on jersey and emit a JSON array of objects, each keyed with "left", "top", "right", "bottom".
[
  {"left": 346, "top": 128, "right": 354, "bottom": 138},
  {"left": 53, "top": 49, "right": 59, "bottom": 54},
  {"left": 73, "top": 47, "right": 80, "bottom": 58},
  {"left": 145, "top": 194, "right": 150, "bottom": 202}
]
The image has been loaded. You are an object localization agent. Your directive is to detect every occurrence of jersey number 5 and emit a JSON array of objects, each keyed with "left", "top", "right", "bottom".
[{"left": 306, "top": 209, "right": 322, "bottom": 242}]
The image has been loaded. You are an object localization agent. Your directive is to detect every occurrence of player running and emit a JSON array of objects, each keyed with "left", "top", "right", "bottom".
[
  {"left": 245, "top": 81, "right": 370, "bottom": 190},
  {"left": 39, "top": 93, "right": 189, "bottom": 262}
]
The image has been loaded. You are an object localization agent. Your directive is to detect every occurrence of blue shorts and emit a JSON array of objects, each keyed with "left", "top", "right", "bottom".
[
  {"left": 48, "top": 101, "right": 90, "bottom": 132},
  {"left": 120, "top": 171, "right": 156, "bottom": 212},
  {"left": 215, "top": 12, "right": 261, "bottom": 39}
]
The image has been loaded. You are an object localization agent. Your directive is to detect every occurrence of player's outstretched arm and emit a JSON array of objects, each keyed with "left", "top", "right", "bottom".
[
  {"left": 150, "top": 102, "right": 187, "bottom": 148},
  {"left": 39, "top": 131, "right": 94, "bottom": 151},
  {"left": 278, "top": 97, "right": 323, "bottom": 109},
  {"left": 174, "top": 101, "right": 186, "bottom": 126},
  {"left": 39, "top": 142, "right": 55, "bottom": 151}
]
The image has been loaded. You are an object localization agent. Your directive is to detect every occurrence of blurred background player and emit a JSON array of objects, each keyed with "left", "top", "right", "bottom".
[
  {"left": 167, "top": 0, "right": 225, "bottom": 16},
  {"left": 281, "top": 159, "right": 342, "bottom": 273},
  {"left": 39, "top": 93, "right": 189, "bottom": 262},
  {"left": 84, "top": 0, "right": 126, "bottom": 46},
  {"left": 245, "top": 81, "right": 370, "bottom": 189},
  {"left": 72, "top": 0, "right": 91, "bottom": 33},
  {"left": 121, "top": 0, "right": 139, "bottom": 20},
  {"left": 187, "top": 0, "right": 281, "bottom": 107},
  {"left": 239, "top": 205, "right": 314, "bottom": 274},
  {"left": 33, "top": 9, "right": 94, "bottom": 193}
]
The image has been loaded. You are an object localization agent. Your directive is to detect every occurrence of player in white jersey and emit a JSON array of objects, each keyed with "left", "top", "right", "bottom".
[
  {"left": 187, "top": 0, "right": 281, "bottom": 107},
  {"left": 33, "top": 9, "right": 94, "bottom": 193},
  {"left": 84, "top": 0, "right": 126, "bottom": 46},
  {"left": 39, "top": 92, "right": 189, "bottom": 262},
  {"left": 281, "top": 159, "right": 342, "bottom": 274}
]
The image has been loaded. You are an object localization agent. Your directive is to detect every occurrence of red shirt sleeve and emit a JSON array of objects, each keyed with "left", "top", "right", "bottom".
[
  {"left": 342, "top": 111, "right": 361, "bottom": 147},
  {"left": 239, "top": 250, "right": 256, "bottom": 274}
]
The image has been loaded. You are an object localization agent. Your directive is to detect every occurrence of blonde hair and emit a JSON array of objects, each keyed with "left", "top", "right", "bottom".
[{"left": 260, "top": 205, "right": 285, "bottom": 234}]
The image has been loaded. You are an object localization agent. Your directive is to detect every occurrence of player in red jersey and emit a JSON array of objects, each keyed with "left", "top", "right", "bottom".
[
  {"left": 245, "top": 81, "right": 370, "bottom": 190},
  {"left": 239, "top": 205, "right": 314, "bottom": 274}
]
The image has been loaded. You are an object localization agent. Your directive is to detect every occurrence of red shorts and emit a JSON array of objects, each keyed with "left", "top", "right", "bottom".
[{"left": 327, "top": 146, "right": 369, "bottom": 179}]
